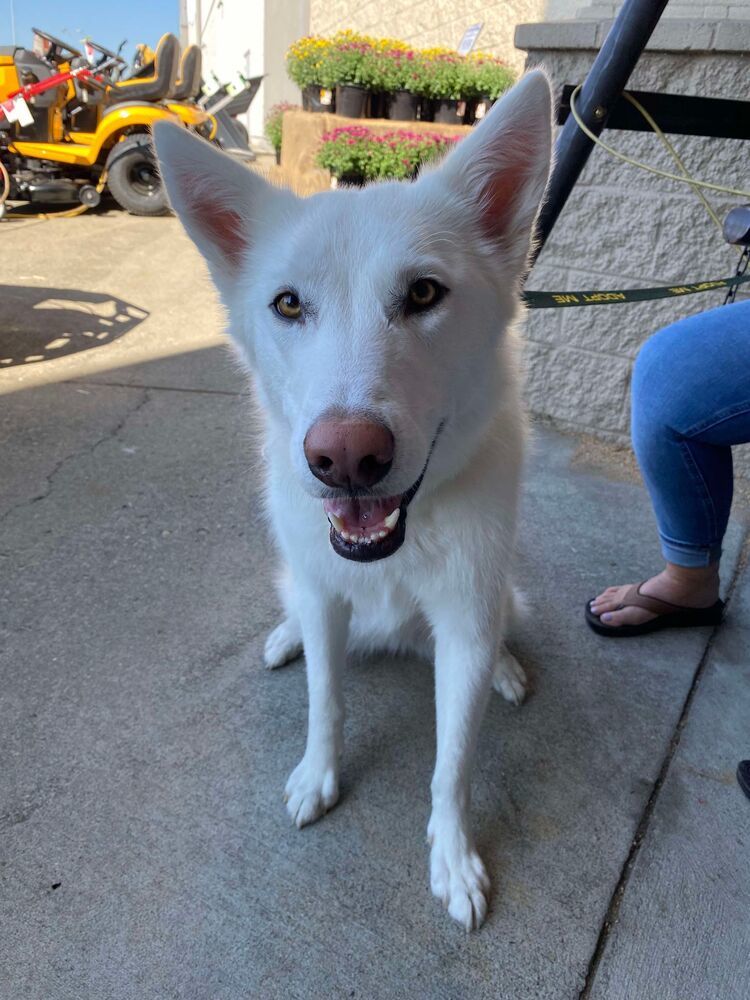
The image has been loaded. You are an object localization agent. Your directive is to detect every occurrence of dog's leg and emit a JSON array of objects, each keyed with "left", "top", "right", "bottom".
[
  {"left": 425, "top": 596, "right": 498, "bottom": 930},
  {"left": 492, "top": 586, "right": 527, "bottom": 705},
  {"left": 284, "top": 589, "right": 350, "bottom": 828},
  {"left": 493, "top": 645, "right": 527, "bottom": 705},
  {"left": 264, "top": 616, "right": 303, "bottom": 669},
  {"left": 264, "top": 566, "right": 304, "bottom": 669}
]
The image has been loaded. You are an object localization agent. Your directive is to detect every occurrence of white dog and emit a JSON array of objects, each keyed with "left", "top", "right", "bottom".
[{"left": 153, "top": 69, "right": 552, "bottom": 930}]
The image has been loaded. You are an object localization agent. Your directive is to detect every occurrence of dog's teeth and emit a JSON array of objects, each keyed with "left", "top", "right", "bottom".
[
  {"left": 384, "top": 509, "right": 400, "bottom": 530},
  {"left": 331, "top": 508, "right": 400, "bottom": 547}
]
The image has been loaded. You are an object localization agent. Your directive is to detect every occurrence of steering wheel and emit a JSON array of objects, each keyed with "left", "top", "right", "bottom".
[
  {"left": 32, "top": 28, "right": 82, "bottom": 62},
  {"left": 84, "top": 38, "right": 127, "bottom": 66},
  {"left": 78, "top": 71, "right": 109, "bottom": 94}
]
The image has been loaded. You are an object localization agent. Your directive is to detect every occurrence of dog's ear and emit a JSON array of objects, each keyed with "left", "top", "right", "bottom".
[
  {"left": 422, "top": 69, "right": 553, "bottom": 270},
  {"left": 151, "top": 122, "right": 287, "bottom": 292}
]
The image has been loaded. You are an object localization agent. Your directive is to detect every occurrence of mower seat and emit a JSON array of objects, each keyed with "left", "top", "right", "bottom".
[
  {"left": 10, "top": 49, "right": 57, "bottom": 106},
  {"left": 171, "top": 45, "right": 202, "bottom": 101},
  {"left": 108, "top": 33, "right": 178, "bottom": 104}
]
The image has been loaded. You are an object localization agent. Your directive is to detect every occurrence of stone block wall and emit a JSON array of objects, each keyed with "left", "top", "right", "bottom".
[
  {"left": 517, "top": 16, "right": 750, "bottom": 472},
  {"left": 308, "top": 1, "right": 750, "bottom": 70},
  {"left": 577, "top": 1, "right": 750, "bottom": 17},
  {"left": 309, "top": 0, "right": 553, "bottom": 72}
]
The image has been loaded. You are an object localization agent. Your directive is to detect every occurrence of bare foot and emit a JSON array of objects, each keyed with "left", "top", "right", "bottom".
[{"left": 590, "top": 563, "right": 720, "bottom": 628}]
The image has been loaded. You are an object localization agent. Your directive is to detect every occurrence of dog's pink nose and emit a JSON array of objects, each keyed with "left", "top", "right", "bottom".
[{"left": 304, "top": 418, "right": 394, "bottom": 489}]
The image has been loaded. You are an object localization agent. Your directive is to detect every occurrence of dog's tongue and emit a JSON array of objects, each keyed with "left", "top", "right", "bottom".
[{"left": 323, "top": 496, "right": 400, "bottom": 533}]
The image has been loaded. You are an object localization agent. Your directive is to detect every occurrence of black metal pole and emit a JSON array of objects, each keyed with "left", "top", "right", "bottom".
[{"left": 531, "top": 0, "right": 670, "bottom": 263}]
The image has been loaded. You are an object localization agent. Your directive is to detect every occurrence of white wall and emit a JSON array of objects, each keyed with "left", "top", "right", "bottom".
[
  {"left": 186, "top": 0, "right": 267, "bottom": 141},
  {"left": 264, "top": 0, "right": 310, "bottom": 113}
]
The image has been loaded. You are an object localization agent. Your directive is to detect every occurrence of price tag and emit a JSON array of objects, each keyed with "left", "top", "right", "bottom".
[{"left": 457, "top": 23, "right": 483, "bottom": 56}]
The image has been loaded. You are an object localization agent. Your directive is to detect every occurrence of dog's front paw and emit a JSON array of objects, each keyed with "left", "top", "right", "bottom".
[
  {"left": 428, "top": 818, "right": 491, "bottom": 930},
  {"left": 264, "top": 618, "right": 303, "bottom": 669},
  {"left": 493, "top": 647, "right": 527, "bottom": 706},
  {"left": 284, "top": 755, "right": 339, "bottom": 828}
]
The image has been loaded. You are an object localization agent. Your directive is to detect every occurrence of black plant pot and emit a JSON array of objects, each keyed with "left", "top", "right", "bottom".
[
  {"left": 387, "top": 90, "right": 419, "bottom": 121},
  {"left": 433, "top": 99, "right": 463, "bottom": 124},
  {"left": 337, "top": 173, "right": 366, "bottom": 188},
  {"left": 417, "top": 97, "right": 434, "bottom": 122},
  {"left": 463, "top": 98, "right": 478, "bottom": 125},
  {"left": 304, "top": 84, "right": 335, "bottom": 114},
  {"left": 335, "top": 84, "right": 368, "bottom": 119},
  {"left": 368, "top": 91, "right": 388, "bottom": 119}
]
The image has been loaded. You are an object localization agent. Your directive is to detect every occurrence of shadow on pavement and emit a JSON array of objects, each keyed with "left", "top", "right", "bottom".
[{"left": 0, "top": 284, "right": 149, "bottom": 368}]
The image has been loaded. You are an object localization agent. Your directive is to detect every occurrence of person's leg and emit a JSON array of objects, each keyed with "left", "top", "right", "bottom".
[{"left": 591, "top": 299, "right": 750, "bottom": 629}]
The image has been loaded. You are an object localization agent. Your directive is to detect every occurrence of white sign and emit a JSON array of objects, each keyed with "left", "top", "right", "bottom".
[
  {"left": 1, "top": 95, "right": 33, "bottom": 127},
  {"left": 457, "top": 23, "right": 483, "bottom": 56}
]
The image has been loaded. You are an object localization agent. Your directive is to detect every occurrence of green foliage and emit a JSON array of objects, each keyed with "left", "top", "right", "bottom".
[
  {"left": 470, "top": 58, "right": 515, "bottom": 100},
  {"left": 362, "top": 49, "right": 423, "bottom": 94},
  {"left": 317, "top": 125, "right": 460, "bottom": 181},
  {"left": 286, "top": 33, "right": 516, "bottom": 100},
  {"left": 285, "top": 36, "right": 332, "bottom": 88},
  {"left": 264, "top": 103, "right": 301, "bottom": 154},
  {"left": 320, "top": 41, "right": 368, "bottom": 87},
  {"left": 416, "top": 54, "right": 465, "bottom": 100}
]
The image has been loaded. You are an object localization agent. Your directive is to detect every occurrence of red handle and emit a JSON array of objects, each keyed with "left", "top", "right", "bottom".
[{"left": 8, "top": 65, "right": 92, "bottom": 101}]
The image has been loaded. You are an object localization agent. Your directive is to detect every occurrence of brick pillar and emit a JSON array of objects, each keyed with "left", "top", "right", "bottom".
[{"left": 514, "top": 14, "right": 750, "bottom": 471}]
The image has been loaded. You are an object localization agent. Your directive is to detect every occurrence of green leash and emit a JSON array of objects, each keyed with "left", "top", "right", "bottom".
[{"left": 522, "top": 271, "right": 750, "bottom": 309}]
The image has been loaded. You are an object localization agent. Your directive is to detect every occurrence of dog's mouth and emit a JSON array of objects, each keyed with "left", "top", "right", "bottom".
[
  {"left": 324, "top": 494, "right": 407, "bottom": 562},
  {"left": 322, "top": 426, "right": 442, "bottom": 563}
]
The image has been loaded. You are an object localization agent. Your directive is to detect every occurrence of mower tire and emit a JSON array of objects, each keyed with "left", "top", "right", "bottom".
[{"left": 105, "top": 134, "right": 170, "bottom": 217}]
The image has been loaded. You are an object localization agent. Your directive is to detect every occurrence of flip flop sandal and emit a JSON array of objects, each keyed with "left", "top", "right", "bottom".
[
  {"left": 737, "top": 761, "right": 750, "bottom": 802},
  {"left": 585, "top": 582, "right": 725, "bottom": 638}
]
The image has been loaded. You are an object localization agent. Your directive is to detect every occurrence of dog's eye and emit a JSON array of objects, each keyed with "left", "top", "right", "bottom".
[
  {"left": 273, "top": 292, "right": 302, "bottom": 320},
  {"left": 406, "top": 278, "right": 445, "bottom": 314}
]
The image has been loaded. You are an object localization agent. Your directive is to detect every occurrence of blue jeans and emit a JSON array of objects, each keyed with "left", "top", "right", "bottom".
[{"left": 632, "top": 299, "right": 750, "bottom": 568}]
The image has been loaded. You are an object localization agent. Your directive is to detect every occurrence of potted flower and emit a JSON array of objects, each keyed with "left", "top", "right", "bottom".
[
  {"left": 317, "top": 124, "right": 460, "bottom": 185},
  {"left": 286, "top": 35, "right": 335, "bottom": 113},
  {"left": 360, "top": 37, "right": 408, "bottom": 118},
  {"left": 320, "top": 31, "right": 373, "bottom": 118},
  {"left": 363, "top": 48, "right": 421, "bottom": 121},
  {"left": 467, "top": 55, "right": 515, "bottom": 121},
  {"left": 285, "top": 33, "right": 516, "bottom": 126},
  {"left": 417, "top": 53, "right": 468, "bottom": 124},
  {"left": 316, "top": 124, "right": 372, "bottom": 185},
  {"left": 264, "top": 102, "right": 300, "bottom": 164}
]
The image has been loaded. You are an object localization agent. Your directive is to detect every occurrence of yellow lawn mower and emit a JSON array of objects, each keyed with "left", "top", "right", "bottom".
[{"left": 0, "top": 29, "right": 215, "bottom": 216}]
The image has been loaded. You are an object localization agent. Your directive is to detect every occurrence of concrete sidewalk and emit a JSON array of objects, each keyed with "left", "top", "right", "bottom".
[{"left": 1, "top": 214, "right": 748, "bottom": 999}]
